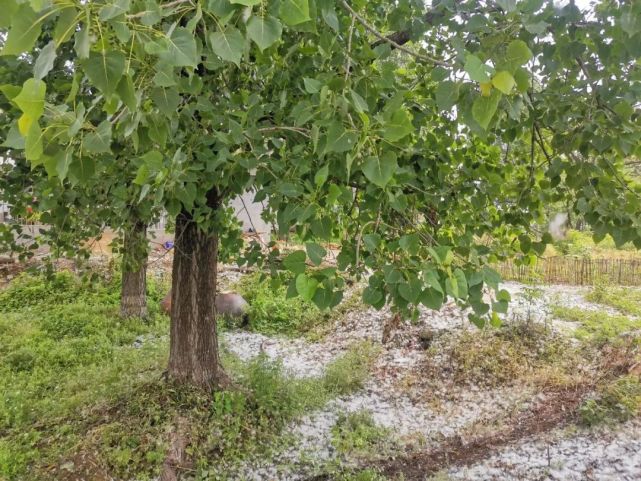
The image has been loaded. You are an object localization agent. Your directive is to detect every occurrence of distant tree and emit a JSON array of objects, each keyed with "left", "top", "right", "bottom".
[{"left": 1, "top": 0, "right": 640, "bottom": 388}]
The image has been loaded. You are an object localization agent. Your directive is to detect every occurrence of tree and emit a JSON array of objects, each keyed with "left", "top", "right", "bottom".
[{"left": 1, "top": 0, "right": 640, "bottom": 389}]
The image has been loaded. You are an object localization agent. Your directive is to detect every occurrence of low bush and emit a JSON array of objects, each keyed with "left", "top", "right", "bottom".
[
  {"left": 586, "top": 284, "right": 641, "bottom": 317},
  {"left": 443, "top": 321, "right": 584, "bottom": 387}
]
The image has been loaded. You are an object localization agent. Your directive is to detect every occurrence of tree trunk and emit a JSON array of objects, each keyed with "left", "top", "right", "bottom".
[
  {"left": 167, "top": 189, "right": 227, "bottom": 389},
  {"left": 120, "top": 221, "right": 148, "bottom": 318}
]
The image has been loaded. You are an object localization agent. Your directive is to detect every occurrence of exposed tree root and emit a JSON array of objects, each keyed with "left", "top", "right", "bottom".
[{"left": 159, "top": 416, "right": 191, "bottom": 481}]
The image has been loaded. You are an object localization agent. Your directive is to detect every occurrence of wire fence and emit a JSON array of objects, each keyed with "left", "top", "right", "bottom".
[{"left": 496, "top": 256, "right": 641, "bottom": 286}]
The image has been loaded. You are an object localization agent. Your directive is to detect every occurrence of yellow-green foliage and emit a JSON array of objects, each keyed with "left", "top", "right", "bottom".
[
  {"left": 579, "top": 376, "right": 641, "bottom": 426},
  {"left": 551, "top": 305, "right": 641, "bottom": 342},
  {"left": 445, "top": 322, "right": 583, "bottom": 387},
  {"left": 552, "top": 230, "right": 640, "bottom": 260}
]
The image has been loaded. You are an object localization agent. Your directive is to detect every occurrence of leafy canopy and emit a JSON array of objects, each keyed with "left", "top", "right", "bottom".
[{"left": 1, "top": 0, "right": 640, "bottom": 324}]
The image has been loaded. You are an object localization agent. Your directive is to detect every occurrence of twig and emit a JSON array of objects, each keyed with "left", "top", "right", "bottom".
[
  {"left": 257, "top": 126, "right": 311, "bottom": 138},
  {"left": 339, "top": 0, "right": 453, "bottom": 67}
]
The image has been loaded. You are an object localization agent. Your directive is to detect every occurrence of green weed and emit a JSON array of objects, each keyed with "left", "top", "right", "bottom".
[
  {"left": 331, "top": 410, "right": 390, "bottom": 457},
  {"left": 579, "top": 376, "right": 641, "bottom": 426}
]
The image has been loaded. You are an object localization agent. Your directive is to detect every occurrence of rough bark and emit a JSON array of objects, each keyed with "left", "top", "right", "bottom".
[
  {"left": 167, "top": 189, "right": 228, "bottom": 389},
  {"left": 120, "top": 221, "right": 148, "bottom": 318}
]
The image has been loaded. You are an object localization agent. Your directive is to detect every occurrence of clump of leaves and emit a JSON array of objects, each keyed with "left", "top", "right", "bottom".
[
  {"left": 331, "top": 411, "right": 391, "bottom": 458},
  {"left": 232, "top": 272, "right": 333, "bottom": 336},
  {"left": 579, "top": 376, "right": 641, "bottom": 426}
]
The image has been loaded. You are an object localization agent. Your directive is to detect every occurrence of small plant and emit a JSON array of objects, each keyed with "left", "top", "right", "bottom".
[
  {"left": 579, "top": 376, "right": 641, "bottom": 426},
  {"left": 331, "top": 410, "right": 390, "bottom": 457}
]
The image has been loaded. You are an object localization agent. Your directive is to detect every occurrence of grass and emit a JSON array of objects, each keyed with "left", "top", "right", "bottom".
[
  {"left": 586, "top": 283, "right": 641, "bottom": 317},
  {"left": 0, "top": 270, "right": 378, "bottom": 480},
  {"left": 551, "top": 305, "right": 641, "bottom": 343}
]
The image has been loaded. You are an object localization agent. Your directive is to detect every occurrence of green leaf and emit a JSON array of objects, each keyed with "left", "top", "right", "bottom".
[
  {"left": 453, "top": 268, "right": 468, "bottom": 299},
  {"left": 305, "top": 242, "right": 326, "bottom": 266},
  {"left": 420, "top": 287, "right": 444, "bottom": 310},
  {"left": 491, "top": 71, "right": 515, "bottom": 94},
  {"left": 513, "top": 68, "right": 530, "bottom": 92},
  {"left": 303, "top": 77, "right": 322, "bottom": 93},
  {"left": 99, "top": 0, "right": 131, "bottom": 21},
  {"left": 231, "top": 0, "right": 260, "bottom": 5},
  {"left": 116, "top": 75, "right": 137, "bottom": 111},
  {"left": 361, "top": 152, "right": 397, "bottom": 188},
  {"left": 482, "top": 266, "right": 501, "bottom": 290},
  {"left": 74, "top": 24, "right": 90, "bottom": 59},
  {"left": 1, "top": 4, "right": 42, "bottom": 56},
  {"left": 314, "top": 164, "right": 329, "bottom": 187},
  {"left": 464, "top": 54, "right": 491, "bottom": 83},
  {"left": 283, "top": 250, "right": 307, "bottom": 274},
  {"left": 151, "top": 87, "right": 181, "bottom": 116},
  {"left": 209, "top": 28, "right": 245, "bottom": 65},
  {"left": 55, "top": 150, "right": 73, "bottom": 180},
  {"left": 162, "top": 27, "right": 198, "bottom": 67},
  {"left": 472, "top": 90, "right": 501, "bottom": 130},
  {"left": 621, "top": 8, "right": 641, "bottom": 36},
  {"left": 363, "top": 233, "right": 381, "bottom": 251},
  {"left": 362, "top": 286, "right": 384, "bottom": 307},
  {"left": 399, "top": 278, "right": 422, "bottom": 303},
  {"left": 0, "top": 0, "right": 19, "bottom": 29},
  {"left": 424, "top": 269, "right": 443, "bottom": 294},
  {"left": 84, "top": 120, "right": 112, "bottom": 153},
  {"left": 383, "top": 109, "right": 413, "bottom": 141},
  {"left": 33, "top": 41, "right": 57, "bottom": 80},
  {"left": 24, "top": 121, "right": 43, "bottom": 161},
  {"left": 14, "top": 78, "right": 46, "bottom": 121},
  {"left": 505, "top": 40, "right": 533, "bottom": 68},
  {"left": 246, "top": 15, "right": 282, "bottom": 51},
  {"left": 84, "top": 50, "right": 126, "bottom": 98},
  {"left": 279, "top": 0, "right": 310, "bottom": 26},
  {"left": 324, "top": 122, "right": 357, "bottom": 153},
  {"left": 399, "top": 233, "right": 420, "bottom": 255},
  {"left": 350, "top": 90, "right": 369, "bottom": 113},
  {"left": 435, "top": 81, "right": 460, "bottom": 111}
]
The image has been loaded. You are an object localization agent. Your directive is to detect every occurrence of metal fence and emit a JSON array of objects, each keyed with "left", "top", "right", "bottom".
[{"left": 496, "top": 256, "right": 641, "bottom": 286}]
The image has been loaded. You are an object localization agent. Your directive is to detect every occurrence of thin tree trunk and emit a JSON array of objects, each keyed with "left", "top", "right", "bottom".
[
  {"left": 120, "top": 221, "right": 148, "bottom": 318},
  {"left": 167, "top": 189, "right": 228, "bottom": 389}
]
